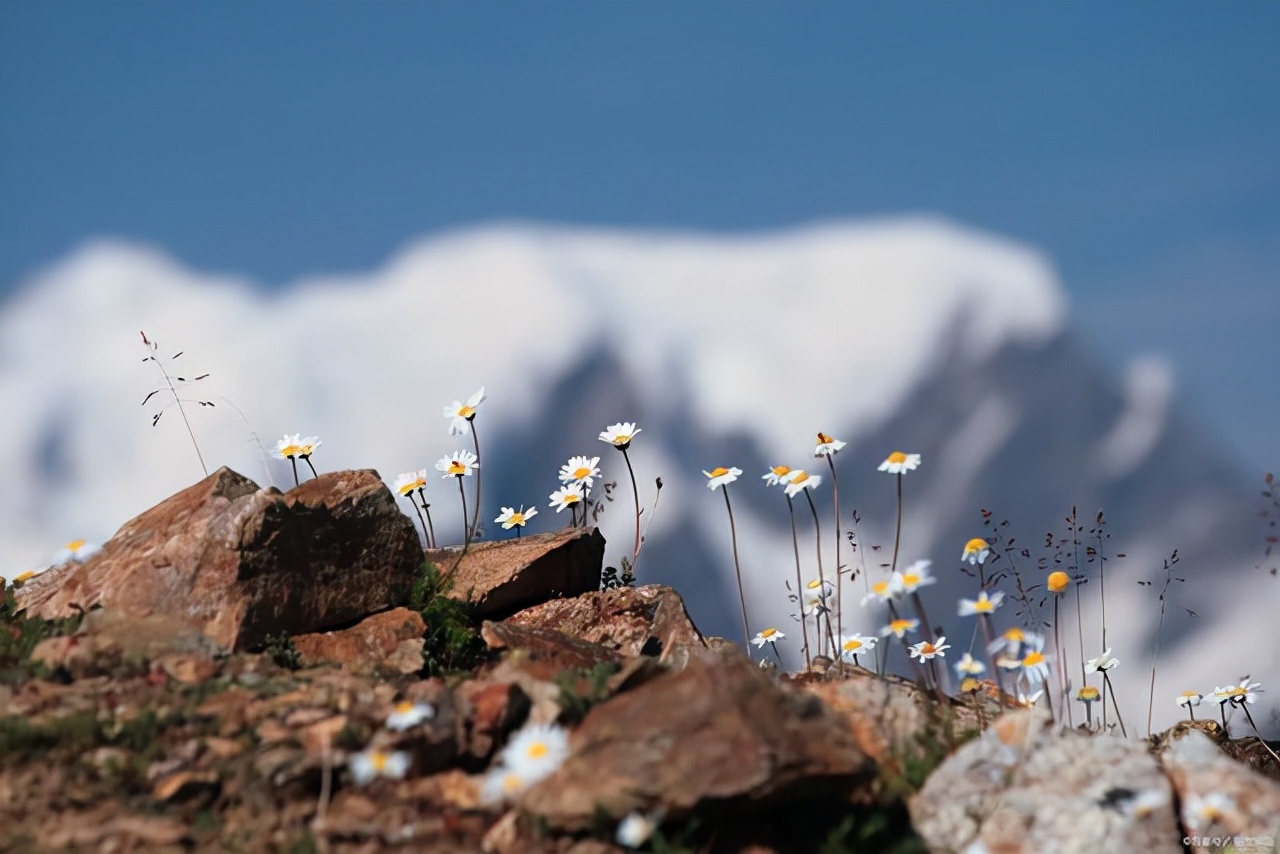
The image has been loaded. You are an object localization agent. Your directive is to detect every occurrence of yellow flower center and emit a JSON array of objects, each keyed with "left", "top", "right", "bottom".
[
  {"left": 872, "top": 580, "right": 891, "bottom": 596},
  {"left": 573, "top": 467, "right": 591, "bottom": 479},
  {"left": 395, "top": 701, "right": 414, "bottom": 714},
  {"left": 1078, "top": 686, "right": 1100, "bottom": 701},
  {"left": 771, "top": 465, "right": 791, "bottom": 477},
  {"left": 501, "top": 772, "right": 524, "bottom": 794},
  {"left": 66, "top": 539, "right": 86, "bottom": 551},
  {"left": 902, "top": 573, "right": 920, "bottom": 587},
  {"left": 1047, "top": 571, "right": 1070, "bottom": 593},
  {"left": 791, "top": 472, "right": 810, "bottom": 484},
  {"left": 807, "top": 580, "right": 824, "bottom": 590},
  {"left": 563, "top": 493, "right": 581, "bottom": 505},
  {"left": 527, "top": 742, "right": 548, "bottom": 760},
  {"left": 843, "top": 639, "right": 863, "bottom": 651},
  {"left": 371, "top": 752, "right": 389, "bottom": 772},
  {"left": 613, "top": 434, "right": 632, "bottom": 444},
  {"left": 458, "top": 405, "right": 475, "bottom": 418},
  {"left": 14, "top": 570, "right": 36, "bottom": 583},
  {"left": 960, "top": 677, "right": 981, "bottom": 693},
  {"left": 817, "top": 432, "right": 834, "bottom": 444},
  {"left": 889, "top": 619, "right": 914, "bottom": 634},
  {"left": 888, "top": 451, "right": 907, "bottom": 464},
  {"left": 448, "top": 461, "right": 466, "bottom": 476},
  {"left": 974, "top": 596, "right": 994, "bottom": 613},
  {"left": 920, "top": 643, "right": 937, "bottom": 655},
  {"left": 1003, "top": 628, "right": 1025, "bottom": 643},
  {"left": 509, "top": 512, "right": 526, "bottom": 525},
  {"left": 964, "top": 538, "right": 987, "bottom": 554},
  {"left": 280, "top": 445, "right": 303, "bottom": 458},
  {"left": 1022, "top": 651, "right": 1045, "bottom": 668},
  {"left": 708, "top": 467, "right": 729, "bottom": 478},
  {"left": 760, "top": 628, "right": 778, "bottom": 639}
]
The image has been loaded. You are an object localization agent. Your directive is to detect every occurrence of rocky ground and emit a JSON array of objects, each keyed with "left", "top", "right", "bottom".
[{"left": 2, "top": 468, "right": 1278, "bottom": 853}]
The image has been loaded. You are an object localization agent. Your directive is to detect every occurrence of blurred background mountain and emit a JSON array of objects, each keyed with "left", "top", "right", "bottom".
[{"left": 1, "top": 2, "right": 1276, "bottom": 731}]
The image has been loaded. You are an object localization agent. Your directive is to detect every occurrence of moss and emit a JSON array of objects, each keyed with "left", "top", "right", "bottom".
[{"left": 409, "top": 561, "right": 487, "bottom": 677}]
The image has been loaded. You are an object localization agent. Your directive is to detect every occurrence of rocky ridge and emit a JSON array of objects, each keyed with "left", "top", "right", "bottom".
[{"left": 2, "top": 469, "right": 1278, "bottom": 853}]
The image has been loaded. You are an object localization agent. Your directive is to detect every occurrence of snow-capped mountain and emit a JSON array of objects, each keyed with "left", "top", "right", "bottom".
[{"left": 1, "top": 218, "right": 1273, "bottom": 734}]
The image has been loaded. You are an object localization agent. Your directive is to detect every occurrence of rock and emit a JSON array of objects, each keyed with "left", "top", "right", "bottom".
[
  {"left": 28, "top": 610, "right": 222, "bottom": 680},
  {"left": 501, "top": 584, "right": 703, "bottom": 659},
  {"left": 521, "top": 647, "right": 874, "bottom": 829},
  {"left": 481, "top": 621, "right": 625, "bottom": 672},
  {"left": 909, "top": 709, "right": 1182, "bottom": 854},
  {"left": 1161, "top": 729, "right": 1280, "bottom": 854},
  {"left": 429, "top": 528, "right": 605, "bottom": 620},
  {"left": 291, "top": 607, "right": 426, "bottom": 674},
  {"left": 15, "top": 467, "right": 423, "bottom": 650},
  {"left": 454, "top": 680, "right": 531, "bottom": 762}
]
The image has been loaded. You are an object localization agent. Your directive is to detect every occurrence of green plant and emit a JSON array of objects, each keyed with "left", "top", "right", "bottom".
[
  {"left": 408, "top": 561, "right": 487, "bottom": 676},
  {"left": 555, "top": 662, "right": 618, "bottom": 723},
  {"left": 0, "top": 586, "right": 85, "bottom": 685},
  {"left": 263, "top": 631, "right": 302, "bottom": 671}
]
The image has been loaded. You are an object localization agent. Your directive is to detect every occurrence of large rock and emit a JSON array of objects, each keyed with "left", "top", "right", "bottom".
[
  {"left": 501, "top": 584, "right": 704, "bottom": 658},
  {"left": 291, "top": 607, "right": 426, "bottom": 674},
  {"left": 521, "top": 647, "right": 874, "bottom": 829},
  {"left": 15, "top": 467, "right": 423, "bottom": 650},
  {"left": 1161, "top": 729, "right": 1280, "bottom": 854},
  {"left": 909, "top": 710, "right": 1182, "bottom": 854},
  {"left": 429, "top": 528, "right": 605, "bottom": 620}
]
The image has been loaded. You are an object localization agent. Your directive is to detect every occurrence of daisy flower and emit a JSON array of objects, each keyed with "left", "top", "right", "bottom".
[
  {"left": 1184, "top": 792, "right": 1237, "bottom": 833},
  {"left": 598, "top": 421, "right": 641, "bottom": 449},
  {"left": 52, "top": 539, "right": 100, "bottom": 565},
  {"left": 274, "top": 433, "right": 321, "bottom": 459},
  {"left": 806, "top": 578, "right": 834, "bottom": 600},
  {"left": 803, "top": 596, "right": 830, "bottom": 618},
  {"left": 616, "top": 812, "right": 658, "bottom": 849},
  {"left": 987, "top": 627, "right": 1025, "bottom": 658},
  {"left": 702, "top": 466, "right": 742, "bottom": 490},
  {"left": 1017, "top": 690, "right": 1044, "bottom": 708},
  {"left": 385, "top": 700, "right": 435, "bottom": 732},
  {"left": 393, "top": 470, "right": 428, "bottom": 496},
  {"left": 860, "top": 578, "right": 897, "bottom": 606},
  {"left": 1047, "top": 571, "right": 1070, "bottom": 594},
  {"left": 838, "top": 633, "right": 877, "bottom": 662},
  {"left": 881, "top": 617, "right": 919, "bottom": 639},
  {"left": 1018, "top": 633, "right": 1052, "bottom": 684},
  {"left": 1077, "top": 685, "right": 1100, "bottom": 707},
  {"left": 444, "top": 387, "right": 485, "bottom": 436},
  {"left": 955, "top": 652, "right": 986, "bottom": 677},
  {"left": 480, "top": 767, "right": 529, "bottom": 805},
  {"left": 909, "top": 635, "right": 950, "bottom": 662},
  {"left": 435, "top": 450, "right": 478, "bottom": 478},
  {"left": 549, "top": 483, "right": 585, "bottom": 513},
  {"left": 1124, "top": 789, "right": 1169, "bottom": 820},
  {"left": 751, "top": 627, "right": 786, "bottom": 648},
  {"left": 892, "top": 559, "right": 936, "bottom": 595},
  {"left": 877, "top": 451, "right": 921, "bottom": 475},
  {"left": 782, "top": 470, "right": 822, "bottom": 497},
  {"left": 1227, "top": 677, "right": 1263, "bottom": 705},
  {"left": 10, "top": 567, "right": 47, "bottom": 585},
  {"left": 762, "top": 465, "right": 793, "bottom": 486},
  {"left": 559, "top": 455, "right": 602, "bottom": 489},
  {"left": 1176, "top": 690, "right": 1204, "bottom": 709},
  {"left": 1084, "top": 648, "right": 1119, "bottom": 674},
  {"left": 495, "top": 505, "right": 537, "bottom": 530},
  {"left": 499, "top": 722, "right": 570, "bottom": 785},
  {"left": 958, "top": 590, "right": 1004, "bottom": 617},
  {"left": 814, "top": 432, "right": 846, "bottom": 457},
  {"left": 961, "top": 538, "right": 990, "bottom": 565},
  {"left": 348, "top": 748, "right": 410, "bottom": 786}
]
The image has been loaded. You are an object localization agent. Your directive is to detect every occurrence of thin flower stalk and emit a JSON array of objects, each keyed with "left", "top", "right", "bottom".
[
  {"left": 468, "top": 419, "right": 483, "bottom": 539},
  {"left": 786, "top": 495, "right": 813, "bottom": 670},
  {"left": 1102, "top": 671, "right": 1127, "bottom": 737},
  {"left": 816, "top": 433, "right": 847, "bottom": 651},
  {"left": 600, "top": 422, "right": 644, "bottom": 572},
  {"left": 706, "top": 467, "right": 750, "bottom": 648}
]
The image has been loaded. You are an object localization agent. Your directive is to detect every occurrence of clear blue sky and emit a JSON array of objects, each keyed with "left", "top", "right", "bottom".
[{"left": 1, "top": 1, "right": 1277, "bottom": 466}]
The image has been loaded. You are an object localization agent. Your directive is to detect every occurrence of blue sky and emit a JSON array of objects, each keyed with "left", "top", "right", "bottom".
[{"left": 1, "top": 1, "right": 1276, "bottom": 467}]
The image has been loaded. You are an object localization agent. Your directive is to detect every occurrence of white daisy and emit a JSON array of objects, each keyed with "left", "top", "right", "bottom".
[
  {"left": 498, "top": 722, "right": 570, "bottom": 785},
  {"left": 616, "top": 811, "right": 658, "bottom": 848},
  {"left": 814, "top": 432, "right": 846, "bottom": 457},
  {"left": 958, "top": 590, "right": 1005, "bottom": 617},
  {"left": 549, "top": 483, "right": 585, "bottom": 513},
  {"left": 393, "top": 470, "right": 428, "bottom": 496},
  {"left": 782, "top": 470, "right": 822, "bottom": 497},
  {"left": 877, "top": 451, "right": 921, "bottom": 475},
  {"left": 1184, "top": 792, "right": 1237, "bottom": 833},
  {"left": 860, "top": 578, "right": 897, "bottom": 606},
  {"left": 598, "top": 421, "right": 641, "bottom": 449},
  {"left": 348, "top": 748, "right": 410, "bottom": 786},
  {"left": 762, "top": 465, "right": 794, "bottom": 486},
  {"left": 52, "top": 539, "right": 100, "bottom": 565},
  {"left": 435, "top": 449, "right": 478, "bottom": 478},
  {"left": 274, "top": 433, "right": 321, "bottom": 459},
  {"left": 495, "top": 505, "right": 537, "bottom": 529},
  {"left": 838, "top": 633, "right": 877, "bottom": 661},
  {"left": 385, "top": 700, "right": 435, "bottom": 732},
  {"left": 892, "top": 560, "right": 936, "bottom": 595},
  {"left": 881, "top": 618, "right": 919, "bottom": 639},
  {"left": 702, "top": 466, "right": 742, "bottom": 490},
  {"left": 1176, "top": 690, "right": 1204, "bottom": 709},
  {"left": 1018, "top": 633, "right": 1052, "bottom": 684},
  {"left": 909, "top": 635, "right": 950, "bottom": 662},
  {"left": 955, "top": 652, "right": 986, "bottom": 677},
  {"left": 1084, "top": 648, "right": 1119, "bottom": 674},
  {"left": 961, "top": 537, "right": 990, "bottom": 565},
  {"left": 559, "top": 455, "right": 602, "bottom": 489},
  {"left": 751, "top": 627, "right": 785, "bottom": 647},
  {"left": 444, "top": 387, "right": 486, "bottom": 436},
  {"left": 479, "top": 767, "right": 529, "bottom": 805}
]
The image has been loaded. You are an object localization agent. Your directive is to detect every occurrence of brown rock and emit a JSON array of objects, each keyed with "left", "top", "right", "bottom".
[
  {"left": 521, "top": 647, "right": 874, "bottom": 829},
  {"left": 481, "top": 621, "right": 625, "bottom": 673},
  {"left": 430, "top": 528, "right": 605, "bottom": 620},
  {"left": 909, "top": 709, "right": 1182, "bottom": 854},
  {"left": 1161, "top": 729, "right": 1280, "bottom": 854},
  {"left": 455, "top": 680, "right": 531, "bottom": 761},
  {"left": 292, "top": 607, "right": 426, "bottom": 674},
  {"left": 15, "top": 467, "right": 423, "bottom": 650},
  {"left": 502, "top": 584, "right": 703, "bottom": 659}
]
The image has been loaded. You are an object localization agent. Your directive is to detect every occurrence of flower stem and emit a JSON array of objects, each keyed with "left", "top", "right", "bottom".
[
  {"left": 621, "top": 447, "right": 642, "bottom": 570},
  {"left": 825, "top": 456, "right": 844, "bottom": 653},
  {"left": 420, "top": 497, "right": 437, "bottom": 549},
  {"left": 1102, "top": 672, "right": 1127, "bottom": 737},
  {"left": 890, "top": 473, "right": 904, "bottom": 577},
  {"left": 803, "top": 490, "right": 829, "bottom": 657},
  {"left": 409, "top": 496, "right": 429, "bottom": 547},
  {"left": 303, "top": 455, "right": 318, "bottom": 480},
  {"left": 1240, "top": 705, "right": 1280, "bottom": 765},
  {"left": 457, "top": 477, "right": 470, "bottom": 552},
  {"left": 468, "top": 421, "right": 482, "bottom": 539},
  {"left": 289, "top": 457, "right": 299, "bottom": 488},
  {"left": 722, "top": 486, "right": 751, "bottom": 649},
  {"left": 787, "top": 497, "right": 812, "bottom": 671}
]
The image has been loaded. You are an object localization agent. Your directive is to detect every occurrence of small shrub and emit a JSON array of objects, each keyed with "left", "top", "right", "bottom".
[
  {"left": 263, "top": 631, "right": 302, "bottom": 671},
  {"left": 409, "top": 561, "right": 487, "bottom": 676}
]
